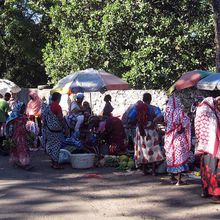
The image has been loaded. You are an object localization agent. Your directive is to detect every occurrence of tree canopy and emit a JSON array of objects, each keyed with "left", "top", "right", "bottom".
[
  {"left": 0, "top": 0, "right": 217, "bottom": 89},
  {"left": 43, "top": 0, "right": 215, "bottom": 89},
  {"left": 0, "top": 0, "right": 50, "bottom": 87}
]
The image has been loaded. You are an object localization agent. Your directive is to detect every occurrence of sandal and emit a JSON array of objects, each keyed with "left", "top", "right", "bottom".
[
  {"left": 170, "top": 177, "right": 177, "bottom": 185},
  {"left": 51, "top": 162, "right": 64, "bottom": 169},
  {"left": 176, "top": 181, "right": 187, "bottom": 186},
  {"left": 211, "top": 196, "right": 220, "bottom": 204},
  {"left": 201, "top": 189, "right": 211, "bottom": 198}
]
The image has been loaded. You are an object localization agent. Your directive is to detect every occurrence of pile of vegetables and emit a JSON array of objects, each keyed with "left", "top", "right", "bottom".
[
  {"left": 65, "top": 145, "right": 77, "bottom": 153},
  {"left": 104, "top": 155, "right": 135, "bottom": 171}
]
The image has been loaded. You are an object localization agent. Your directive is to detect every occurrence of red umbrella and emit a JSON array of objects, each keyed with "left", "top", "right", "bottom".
[{"left": 175, "top": 70, "right": 214, "bottom": 90}]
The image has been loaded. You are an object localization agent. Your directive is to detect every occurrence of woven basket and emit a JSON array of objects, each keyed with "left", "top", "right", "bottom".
[{"left": 70, "top": 153, "right": 95, "bottom": 169}]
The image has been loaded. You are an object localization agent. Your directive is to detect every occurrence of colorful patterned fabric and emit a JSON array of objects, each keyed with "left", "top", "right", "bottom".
[
  {"left": 6, "top": 102, "right": 25, "bottom": 128},
  {"left": 195, "top": 97, "right": 220, "bottom": 159},
  {"left": 9, "top": 116, "right": 30, "bottom": 166},
  {"left": 167, "top": 163, "right": 189, "bottom": 174},
  {"left": 6, "top": 102, "right": 30, "bottom": 167},
  {"left": 201, "top": 153, "right": 220, "bottom": 196},
  {"left": 134, "top": 125, "right": 164, "bottom": 164},
  {"left": 41, "top": 102, "right": 62, "bottom": 162},
  {"left": 164, "top": 95, "right": 191, "bottom": 171},
  {"left": 136, "top": 101, "right": 148, "bottom": 137},
  {"left": 26, "top": 120, "right": 39, "bottom": 148}
]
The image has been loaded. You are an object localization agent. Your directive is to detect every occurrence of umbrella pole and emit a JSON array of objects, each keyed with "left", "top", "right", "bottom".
[{"left": 89, "top": 92, "right": 93, "bottom": 115}]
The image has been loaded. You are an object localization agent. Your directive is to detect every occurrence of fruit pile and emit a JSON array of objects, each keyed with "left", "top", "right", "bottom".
[{"left": 104, "top": 155, "right": 135, "bottom": 171}]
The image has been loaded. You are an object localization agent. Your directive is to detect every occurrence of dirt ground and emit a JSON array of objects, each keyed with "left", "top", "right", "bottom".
[{"left": 0, "top": 150, "right": 219, "bottom": 220}]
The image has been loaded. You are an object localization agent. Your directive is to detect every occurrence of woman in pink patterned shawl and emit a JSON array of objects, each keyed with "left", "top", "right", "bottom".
[
  {"left": 195, "top": 96, "right": 220, "bottom": 203},
  {"left": 164, "top": 95, "right": 191, "bottom": 185},
  {"left": 26, "top": 92, "right": 42, "bottom": 117}
]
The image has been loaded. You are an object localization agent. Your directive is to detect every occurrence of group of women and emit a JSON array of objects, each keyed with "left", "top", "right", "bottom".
[
  {"left": 131, "top": 92, "right": 220, "bottom": 203},
  {"left": 3, "top": 90, "right": 220, "bottom": 202}
]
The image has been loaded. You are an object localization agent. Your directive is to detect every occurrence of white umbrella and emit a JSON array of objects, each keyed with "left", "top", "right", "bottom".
[{"left": 0, "top": 79, "right": 21, "bottom": 95}]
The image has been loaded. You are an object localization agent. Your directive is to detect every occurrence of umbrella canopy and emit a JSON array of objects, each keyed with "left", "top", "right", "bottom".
[
  {"left": 175, "top": 70, "right": 213, "bottom": 90},
  {"left": 52, "top": 68, "right": 129, "bottom": 94},
  {"left": 196, "top": 73, "right": 220, "bottom": 90},
  {"left": 0, "top": 79, "right": 21, "bottom": 95}
]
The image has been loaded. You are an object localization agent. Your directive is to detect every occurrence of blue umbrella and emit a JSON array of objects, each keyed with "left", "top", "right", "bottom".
[{"left": 196, "top": 73, "right": 220, "bottom": 90}]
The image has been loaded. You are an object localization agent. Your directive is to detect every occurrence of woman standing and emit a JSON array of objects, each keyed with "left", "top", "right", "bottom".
[
  {"left": 26, "top": 92, "right": 42, "bottom": 118},
  {"left": 164, "top": 95, "right": 191, "bottom": 185},
  {"left": 42, "top": 92, "right": 68, "bottom": 169},
  {"left": 6, "top": 102, "right": 32, "bottom": 170},
  {"left": 26, "top": 92, "right": 42, "bottom": 135},
  {"left": 134, "top": 101, "right": 164, "bottom": 176},
  {"left": 195, "top": 97, "right": 220, "bottom": 203},
  {"left": 102, "top": 94, "right": 114, "bottom": 117}
]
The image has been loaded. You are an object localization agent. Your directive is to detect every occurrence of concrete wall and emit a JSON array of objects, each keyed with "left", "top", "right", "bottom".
[{"left": 18, "top": 88, "right": 168, "bottom": 116}]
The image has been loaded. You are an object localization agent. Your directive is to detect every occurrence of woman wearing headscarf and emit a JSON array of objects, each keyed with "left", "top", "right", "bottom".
[
  {"left": 26, "top": 92, "right": 42, "bottom": 135},
  {"left": 134, "top": 101, "right": 164, "bottom": 176},
  {"left": 164, "top": 95, "right": 191, "bottom": 185},
  {"left": 42, "top": 92, "right": 68, "bottom": 169},
  {"left": 195, "top": 97, "right": 220, "bottom": 203},
  {"left": 6, "top": 102, "right": 32, "bottom": 170},
  {"left": 26, "top": 92, "right": 42, "bottom": 117},
  {"left": 102, "top": 94, "right": 114, "bottom": 117}
]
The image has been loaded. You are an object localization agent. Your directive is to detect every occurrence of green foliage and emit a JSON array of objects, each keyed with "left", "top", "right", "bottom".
[
  {"left": 43, "top": 0, "right": 215, "bottom": 89},
  {"left": 0, "top": 0, "right": 50, "bottom": 87},
  {"left": 0, "top": 1, "right": 216, "bottom": 89}
]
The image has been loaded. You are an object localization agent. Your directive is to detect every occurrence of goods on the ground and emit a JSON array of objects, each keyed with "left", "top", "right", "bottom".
[{"left": 104, "top": 155, "right": 135, "bottom": 171}]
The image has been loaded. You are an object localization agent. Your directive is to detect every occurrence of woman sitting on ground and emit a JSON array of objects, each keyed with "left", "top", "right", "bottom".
[{"left": 103, "top": 115, "right": 127, "bottom": 155}]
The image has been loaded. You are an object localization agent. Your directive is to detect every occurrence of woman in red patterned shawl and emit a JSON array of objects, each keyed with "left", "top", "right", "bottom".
[
  {"left": 164, "top": 95, "right": 191, "bottom": 185},
  {"left": 195, "top": 97, "right": 220, "bottom": 203},
  {"left": 6, "top": 102, "right": 32, "bottom": 170},
  {"left": 134, "top": 101, "right": 164, "bottom": 176}
]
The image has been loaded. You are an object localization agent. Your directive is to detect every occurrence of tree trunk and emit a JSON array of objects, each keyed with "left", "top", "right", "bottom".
[{"left": 212, "top": 0, "right": 220, "bottom": 72}]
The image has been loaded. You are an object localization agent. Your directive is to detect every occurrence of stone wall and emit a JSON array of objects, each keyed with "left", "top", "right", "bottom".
[{"left": 18, "top": 88, "right": 168, "bottom": 116}]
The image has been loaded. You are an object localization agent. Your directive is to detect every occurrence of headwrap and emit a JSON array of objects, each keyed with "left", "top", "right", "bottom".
[
  {"left": 76, "top": 93, "right": 84, "bottom": 99},
  {"left": 26, "top": 92, "right": 42, "bottom": 117},
  {"left": 6, "top": 102, "right": 25, "bottom": 126},
  {"left": 195, "top": 96, "right": 220, "bottom": 159},
  {"left": 136, "top": 101, "right": 148, "bottom": 136}
]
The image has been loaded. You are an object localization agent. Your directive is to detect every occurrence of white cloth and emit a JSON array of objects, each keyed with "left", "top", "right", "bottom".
[
  {"left": 75, "top": 115, "right": 84, "bottom": 132},
  {"left": 70, "top": 101, "right": 81, "bottom": 115}
]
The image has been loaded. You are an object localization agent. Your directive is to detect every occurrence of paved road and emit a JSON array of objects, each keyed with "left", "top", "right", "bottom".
[{"left": 0, "top": 151, "right": 219, "bottom": 220}]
